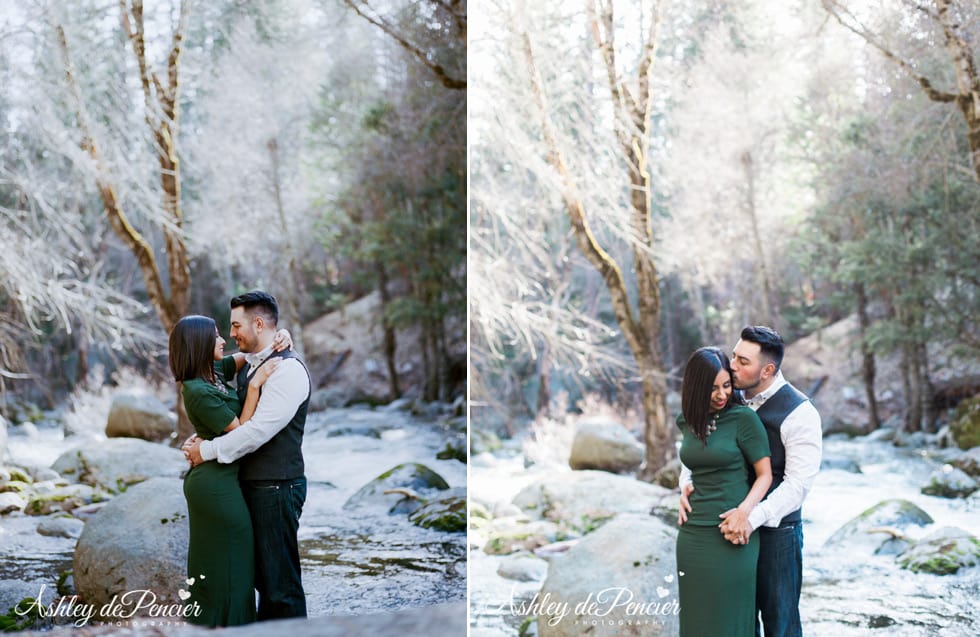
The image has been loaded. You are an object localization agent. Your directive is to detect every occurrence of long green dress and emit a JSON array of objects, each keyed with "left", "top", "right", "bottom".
[
  {"left": 676, "top": 404, "right": 770, "bottom": 637},
  {"left": 182, "top": 356, "right": 255, "bottom": 627}
]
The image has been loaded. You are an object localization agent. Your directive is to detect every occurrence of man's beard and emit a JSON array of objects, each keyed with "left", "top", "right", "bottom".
[{"left": 735, "top": 373, "right": 762, "bottom": 392}]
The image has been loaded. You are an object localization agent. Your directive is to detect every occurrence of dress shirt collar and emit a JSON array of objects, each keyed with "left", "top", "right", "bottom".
[
  {"left": 244, "top": 344, "right": 275, "bottom": 370},
  {"left": 745, "top": 370, "right": 786, "bottom": 408}
]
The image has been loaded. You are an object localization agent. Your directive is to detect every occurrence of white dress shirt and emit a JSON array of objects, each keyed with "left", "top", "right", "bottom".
[
  {"left": 199, "top": 345, "right": 311, "bottom": 465},
  {"left": 679, "top": 370, "right": 822, "bottom": 529}
]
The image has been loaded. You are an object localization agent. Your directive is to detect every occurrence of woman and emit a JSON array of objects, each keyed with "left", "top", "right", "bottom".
[
  {"left": 675, "top": 346, "right": 772, "bottom": 637},
  {"left": 168, "top": 315, "right": 287, "bottom": 627}
]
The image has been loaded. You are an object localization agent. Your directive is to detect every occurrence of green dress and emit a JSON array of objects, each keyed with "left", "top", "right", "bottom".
[
  {"left": 182, "top": 356, "right": 256, "bottom": 627},
  {"left": 675, "top": 404, "right": 770, "bottom": 637}
]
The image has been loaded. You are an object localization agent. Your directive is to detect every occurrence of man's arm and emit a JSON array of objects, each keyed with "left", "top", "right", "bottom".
[
  {"left": 678, "top": 462, "right": 694, "bottom": 524},
  {"left": 747, "top": 401, "right": 822, "bottom": 530},
  {"left": 199, "top": 359, "right": 310, "bottom": 464}
]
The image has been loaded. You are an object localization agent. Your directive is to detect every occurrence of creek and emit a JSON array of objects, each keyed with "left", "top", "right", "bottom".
[
  {"left": 0, "top": 404, "right": 466, "bottom": 623},
  {"left": 468, "top": 430, "right": 980, "bottom": 636}
]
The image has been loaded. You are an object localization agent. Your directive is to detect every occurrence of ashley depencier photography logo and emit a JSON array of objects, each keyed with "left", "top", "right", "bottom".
[
  {"left": 501, "top": 580, "right": 681, "bottom": 628},
  {"left": 15, "top": 583, "right": 202, "bottom": 628}
]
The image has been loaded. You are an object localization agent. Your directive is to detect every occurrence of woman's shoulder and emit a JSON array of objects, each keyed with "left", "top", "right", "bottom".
[{"left": 181, "top": 378, "right": 218, "bottom": 401}]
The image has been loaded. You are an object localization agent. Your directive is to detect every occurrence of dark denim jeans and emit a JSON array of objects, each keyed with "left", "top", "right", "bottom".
[
  {"left": 241, "top": 477, "right": 308, "bottom": 620},
  {"left": 756, "top": 521, "right": 803, "bottom": 637}
]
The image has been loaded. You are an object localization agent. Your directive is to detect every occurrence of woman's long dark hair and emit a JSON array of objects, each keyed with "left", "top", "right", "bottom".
[
  {"left": 681, "top": 346, "right": 733, "bottom": 444},
  {"left": 169, "top": 315, "right": 217, "bottom": 383}
]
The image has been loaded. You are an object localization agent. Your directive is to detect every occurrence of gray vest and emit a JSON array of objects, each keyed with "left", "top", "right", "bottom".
[
  {"left": 236, "top": 349, "right": 310, "bottom": 481},
  {"left": 753, "top": 382, "right": 808, "bottom": 524}
]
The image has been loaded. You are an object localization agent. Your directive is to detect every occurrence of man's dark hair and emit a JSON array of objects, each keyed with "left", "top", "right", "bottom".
[
  {"left": 230, "top": 290, "right": 279, "bottom": 326},
  {"left": 740, "top": 325, "right": 784, "bottom": 371},
  {"left": 169, "top": 315, "right": 217, "bottom": 383}
]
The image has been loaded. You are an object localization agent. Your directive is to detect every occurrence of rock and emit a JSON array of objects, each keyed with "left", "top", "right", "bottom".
[
  {"left": 898, "top": 526, "right": 980, "bottom": 575},
  {"left": 471, "top": 428, "right": 502, "bottom": 455},
  {"left": 31, "top": 467, "right": 62, "bottom": 482},
  {"left": 24, "top": 493, "right": 88, "bottom": 516},
  {"left": 865, "top": 427, "right": 897, "bottom": 443},
  {"left": 498, "top": 551, "right": 549, "bottom": 582},
  {"left": 73, "top": 477, "right": 188, "bottom": 608},
  {"left": 0, "top": 415, "right": 7, "bottom": 462},
  {"left": 652, "top": 458, "right": 681, "bottom": 489},
  {"left": 921, "top": 465, "right": 978, "bottom": 498},
  {"left": 820, "top": 455, "right": 862, "bottom": 473},
  {"left": 71, "top": 501, "right": 109, "bottom": 520},
  {"left": 824, "top": 499, "right": 933, "bottom": 554},
  {"left": 950, "top": 447, "right": 980, "bottom": 477},
  {"left": 485, "top": 518, "right": 562, "bottom": 556},
  {"left": 51, "top": 438, "right": 186, "bottom": 493},
  {"left": 568, "top": 419, "right": 644, "bottom": 474},
  {"left": 0, "top": 492, "right": 26, "bottom": 514},
  {"left": 513, "top": 470, "right": 671, "bottom": 530},
  {"left": 37, "top": 516, "right": 85, "bottom": 539},
  {"left": 343, "top": 463, "right": 450, "bottom": 511},
  {"left": 469, "top": 501, "right": 492, "bottom": 522},
  {"left": 949, "top": 394, "right": 980, "bottom": 450},
  {"left": 936, "top": 425, "right": 957, "bottom": 449},
  {"left": 892, "top": 431, "right": 929, "bottom": 448},
  {"left": 408, "top": 488, "right": 466, "bottom": 532},
  {"left": 105, "top": 391, "right": 177, "bottom": 442},
  {"left": 537, "top": 513, "right": 679, "bottom": 636},
  {"left": 436, "top": 438, "right": 467, "bottom": 463}
]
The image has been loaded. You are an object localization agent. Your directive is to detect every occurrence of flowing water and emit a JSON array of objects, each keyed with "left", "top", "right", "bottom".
[
  {"left": 0, "top": 405, "right": 466, "bottom": 623},
  {"left": 469, "top": 432, "right": 980, "bottom": 636}
]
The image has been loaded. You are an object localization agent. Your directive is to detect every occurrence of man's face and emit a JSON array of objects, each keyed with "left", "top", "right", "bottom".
[
  {"left": 229, "top": 307, "right": 259, "bottom": 353},
  {"left": 730, "top": 339, "right": 772, "bottom": 392}
]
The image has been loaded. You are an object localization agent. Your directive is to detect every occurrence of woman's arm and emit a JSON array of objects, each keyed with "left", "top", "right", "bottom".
[
  {"left": 221, "top": 359, "right": 281, "bottom": 432},
  {"left": 229, "top": 329, "right": 293, "bottom": 372},
  {"left": 738, "top": 457, "right": 772, "bottom": 516}
]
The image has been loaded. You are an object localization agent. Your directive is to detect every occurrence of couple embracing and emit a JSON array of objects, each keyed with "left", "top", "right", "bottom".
[
  {"left": 674, "top": 326, "right": 823, "bottom": 637},
  {"left": 167, "top": 290, "right": 312, "bottom": 627}
]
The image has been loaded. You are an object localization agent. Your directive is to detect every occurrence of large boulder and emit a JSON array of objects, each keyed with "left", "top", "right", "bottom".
[
  {"left": 950, "top": 395, "right": 980, "bottom": 450},
  {"left": 51, "top": 438, "right": 186, "bottom": 493},
  {"left": 898, "top": 527, "right": 980, "bottom": 575},
  {"left": 950, "top": 447, "right": 980, "bottom": 477},
  {"left": 921, "top": 466, "right": 978, "bottom": 498},
  {"left": 73, "top": 477, "right": 188, "bottom": 609},
  {"left": 568, "top": 420, "right": 644, "bottom": 474},
  {"left": 105, "top": 392, "right": 177, "bottom": 442},
  {"left": 408, "top": 488, "right": 466, "bottom": 532},
  {"left": 343, "top": 463, "right": 450, "bottom": 511},
  {"left": 537, "top": 513, "right": 679, "bottom": 636},
  {"left": 824, "top": 499, "right": 933, "bottom": 555},
  {"left": 513, "top": 470, "right": 671, "bottom": 530}
]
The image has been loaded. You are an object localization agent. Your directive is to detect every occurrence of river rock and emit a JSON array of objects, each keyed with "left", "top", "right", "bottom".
[
  {"left": 537, "top": 513, "right": 679, "bottom": 636},
  {"left": 485, "top": 518, "right": 562, "bottom": 555},
  {"left": 498, "top": 551, "right": 549, "bottom": 582},
  {"left": 343, "top": 462, "right": 450, "bottom": 511},
  {"left": 408, "top": 488, "right": 466, "bottom": 532},
  {"left": 824, "top": 499, "right": 934, "bottom": 554},
  {"left": 73, "top": 477, "right": 188, "bottom": 609},
  {"left": 568, "top": 419, "right": 644, "bottom": 474},
  {"left": 51, "top": 438, "right": 186, "bottom": 493},
  {"left": 949, "top": 395, "right": 980, "bottom": 450},
  {"left": 0, "top": 492, "right": 26, "bottom": 514},
  {"left": 652, "top": 458, "right": 681, "bottom": 489},
  {"left": 513, "top": 470, "right": 671, "bottom": 530},
  {"left": 921, "top": 466, "right": 978, "bottom": 498},
  {"left": 105, "top": 391, "right": 177, "bottom": 442},
  {"left": 37, "top": 516, "right": 85, "bottom": 539},
  {"left": 898, "top": 526, "right": 980, "bottom": 575},
  {"left": 471, "top": 427, "right": 502, "bottom": 455},
  {"left": 950, "top": 447, "right": 980, "bottom": 477}
]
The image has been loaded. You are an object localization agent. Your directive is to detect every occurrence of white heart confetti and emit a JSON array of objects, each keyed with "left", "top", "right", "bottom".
[
  {"left": 199, "top": 574, "right": 206, "bottom": 580},
  {"left": 656, "top": 586, "right": 669, "bottom": 598},
  {"left": 678, "top": 571, "right": 685, "bottom": 576},
  {"left": 186, "top": 577, "right": 195, "bottom": 586},
  {"left": 664, "top": 574, "right": 674, "bottom": 583},
  {"left": 178, "top": 589, "right": 190, "bottom": 601}
]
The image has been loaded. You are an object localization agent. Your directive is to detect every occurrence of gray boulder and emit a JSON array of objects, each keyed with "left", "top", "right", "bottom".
[
  {"left": 921, "top": 466, "right": 978, "bottom": 498},
  {"left": 343, "top": 463, "right": 450, "bottom": 511},
  {"left": 498, "top": 551, "right": 549, "bottom": 582},
  {"left": 568, "top": 420, "right": 644, "bottom": 474},
  {"left": 951, "top": 447, "right": 980, "bottom": 477},
  {"left": 52, "top": 438, "right": 186, "bottom": 493},
  {"left": 37, "top": 516, "right": 85, "bottom": 539},
  {"left": 537, "top": 513, "right": 679, "bottom": 636},
  {"left": 898, "top": 527, "right": 980, "bottom": 575},
  {"left": 105, "top": 392, "right": 177, "bottom": 442},
  {"left": 73, "top": 477, "right": 188, "bottom": 608},
  {"left": 824, "top": 499, "right": 933, "bottom": 554},
  {"left": 0, "top": 492, "right": 26, "bottom": 515},
  {"left": 513, "top": 470, "right": 671, "bottom": 530},
  {"left": 408, "top": 488, "right": 466, "bottom": 532},
  {"left": 651, "top": 458, "right": 681, "bottom": 489}
]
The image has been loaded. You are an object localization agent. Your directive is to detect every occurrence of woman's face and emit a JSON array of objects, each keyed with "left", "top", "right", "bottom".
[
  {"left": 213, "top": 330, "right": 226, "bottom": 361},
  {"left": 709, "top": 367, "right": 732, "bottom": 412}
]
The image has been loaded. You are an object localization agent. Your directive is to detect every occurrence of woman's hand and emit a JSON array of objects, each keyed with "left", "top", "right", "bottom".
[
  {"left": 273, "top": 329, "right": 293, "bottom": 352},
  {"left": 249, "top": 358, "right": 281, "bottom": 389}
]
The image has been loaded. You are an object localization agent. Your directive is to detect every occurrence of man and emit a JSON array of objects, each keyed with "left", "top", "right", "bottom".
[
  {"left": 184, "top": 290, "right": 312, "bottom": 620},
  {"left": 679, "top": 326, "right": 822, "bottom": 637}
]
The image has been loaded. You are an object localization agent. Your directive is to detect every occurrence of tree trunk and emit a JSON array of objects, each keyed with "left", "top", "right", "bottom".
[
  {"left": 536, "top": 341, "right": 552, "bottom": 418},
  {"left": 855, "top": 282, "right": 880, "bottom": 430},
  {"left": 917, "top": 340, "right": 938, "bottom": 433},
  {"left": 375, "top": 260, "right": 400, "bottom": 400},
  {"left": 741, "top": 150, "right": 776, "bottom": 327},
  {"left": 267, "top": 137, "right": 305, "bottom": 357}
]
